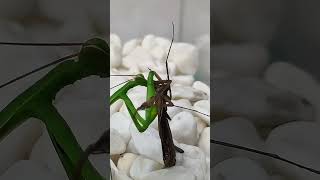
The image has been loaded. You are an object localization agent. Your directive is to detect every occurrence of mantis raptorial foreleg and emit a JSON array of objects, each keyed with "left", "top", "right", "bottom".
[
  {"left": 110, "top": 72, "right": 158, "bottom": 132},
  {"left": 0, "top": 38, "right": 108, "bottom": 180}
]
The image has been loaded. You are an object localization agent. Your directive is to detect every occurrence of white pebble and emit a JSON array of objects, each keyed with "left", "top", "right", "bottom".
[
  {"left": 110, "top": 129, "right": 127, "bottom": 155},
  {"left": 130, "top": 124, "right": 163, "bottom": 164},
  {"left": 211, "top": 117, "right": 265, "bottom": 166},
  {"left": 172, "top": 85, "right": 208, "bottom": 102},
  {"left": 195, "top": 117, "right": 207, "bottom": 137},
  {"left": 264, "top": 62, "right": 320, "bottom": 122},
  {"left": 198, "top": 127, "right": 210, "bottom": 157},
  {"left": 213, "top": 77, "right": 313, "bottom": 125},
  {"left": 212, "top": 157, "right": 270, "bottom": 180},
  {"left": 122, "top": 46, "right": 156, "bottom": 72},
  {"left": 122, "top": 39, "right": 141, "bottom": 56},
  {"left": 170, "top": 43, "right": 199, "bottom": 75},
  {"left": 129, "top": 156, "right": 163, "bottom": 179},
  {"left": 140, "top": 166, "right": 196, "bottom": 180},
  {"left": 172, "top": 75, "right": 195, "bottom": 86},
  {"left": 167, "top": 99, "right": 192, "bottom": 118},
  {"left": 193, "top": 100, "right": 210, "bottom": 125},
  {"left": 111, "top": 112, "right": 132, "bottom": 143},
  {"left": 111, "top": 160, "right": 133, "bottom": 180},
  {"left": 126, "top": 138, "right": 139, "bottom": 154},
  {"left": 117, "top": 153, "right": 138, "bottom": 175},
  {"left": 177, "top": 144, "right": 207, "bottom": 180},
  {"left": 193, "top": 81, "right": 210, "bottom": 96},
  {"left": 110, "top": 34, "right": 122, "bottom": 49},
  {"left": 170, "top": 112, "right": 197, "bottom": 145},
  {"left": 110, "top": 44, "right": 122, "bottom": 68},
  {"left": 266, "top": 122, "right": 320, "bottom": 180},
  {"left": 141, "top": 34, "right": 157, "bottom": 51},
  {"left": 0, "top": 119, "right": 42, "bottom": 174},
  {"left": 110, "top": 100, "right": 123, "bottom": 115},
  {"left": 0, "top": 160, "right": 64, "bottom": 180}
]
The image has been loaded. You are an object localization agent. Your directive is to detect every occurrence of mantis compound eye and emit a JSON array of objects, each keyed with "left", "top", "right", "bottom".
[{"left": 79, "top": 38, "right": 109, "bottom": 78}]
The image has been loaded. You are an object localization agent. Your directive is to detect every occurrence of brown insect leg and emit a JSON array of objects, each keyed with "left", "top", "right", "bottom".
[{"left": 174, "top": 145, "right": 184, "bottom": 153}]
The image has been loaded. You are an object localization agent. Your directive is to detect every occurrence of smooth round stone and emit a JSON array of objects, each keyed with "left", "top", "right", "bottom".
[
  {"left": 213, "top": 77, "right": 313, "bottom": 126},
  {"left": 170, "top": 112, "right": 197, "bottom": 145},
  {"left": 172, "top": 75, "right": 195, "bottom": 86},
  {"left": 154, "top": 37, "right": 171, "bottom": 50},
  {"left": 126, "top": 138, "right": 139, "bottom": 154},
  {"left": 177, "top": 144, "right": 207, "bottom": 180},
  {"left": 129, "top": 124, "right": 163, "bottom": 164},
  {"left": 169, "top": 43, "right": 199, "bottom": 75},
  {"left": 110, "top": 44, "right": 122, "bottom": 68},
  {"left": 0, "top": 119, "right": 42, "bottom": 175},
  {"left": 111, "top": 160, "right": 133, "bottom": 180},
  {"left": 122, "top": 46, "right": 156, "bottom": 72},
  {"left": 117, "top": 153, "right": 138, "bottom": 175},
  {"left": 198, "top": 127, "right": 210, "bottom": 157},
  {"left": 129, "top": 156, "right": 163, "bottom": 179},
  {"left": 122, "top": 39, "right": 141, "bottom": 56},
  {"left": 110, "top": 33, "right": 122, "bottom": 49},
  {"left": 193, "top": 100, "right": 210, "bottom": 125},
  {"left": 195, "top": 117, "right": 207, "bottom": 138},
  {"left": 266, "top": 122, "right": 320, "bottom": 180},
  {"left": 171, "top": 85, "right": 208, "bottom": 102},
  {"left": 110, "top": 129, "right": 127, "bottom": 155},
  {"left": 167, "top": 99, "right": 193, "bottom": 118},
  {"left": 193, "top": 81, "right": 210, "bottom": 96},
  {"left": 140, "top": 166, "right": 196, "bottom": 180},
  {"left": 0, "top": 160, "right": 64, "bottom": 180},
  {"left": 211, "top": 117, "right": 265, "bottom": 166},
  {"left": 110, "top": 100, "right": 123, "bottom": 115},
  {"left": 111, "top": 112, "right": 132, "bottom": 143},
  {"left": 264, "top": 62, "right": 320, "bottom": 121},
  {"left": 212, "top": 157, "right": 270, "bottom": 180},
  {"left": 213, "top": 44, "right": 269, "bottom": 76},
  {"left": 141, "top": 34, "right": 157, "bottom": 51},
  {"left": 151, "top": 61, "right": 176, "bottom": 77}
]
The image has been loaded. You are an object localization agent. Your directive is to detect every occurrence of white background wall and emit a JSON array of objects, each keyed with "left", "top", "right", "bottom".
[
  {"left": 110, "top": 0, "right": 210, "bottom": 43},
  {"left": 110, "top": 0, "right": 210, "bottom": 84}
]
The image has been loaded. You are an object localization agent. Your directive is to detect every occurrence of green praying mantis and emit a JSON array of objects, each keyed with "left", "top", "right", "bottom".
[{"left": 0, "top": 24, "right": 319, "bottom": 180}]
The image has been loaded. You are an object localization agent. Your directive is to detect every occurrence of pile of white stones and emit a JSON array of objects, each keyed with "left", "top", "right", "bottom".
[
  {"left": 212, "top": 46, "right": 320, "bottom": 180},
  {"left": 110, "top": 34, "right": 210, "bottom": 180}
]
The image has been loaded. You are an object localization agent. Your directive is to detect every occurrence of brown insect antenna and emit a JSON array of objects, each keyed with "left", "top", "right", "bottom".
[
  {"left": 211, "top": 139, "right": 320, "bottom": 175},
  {"left": 165, "top": 22, "right": 174, "bottom": 81}
]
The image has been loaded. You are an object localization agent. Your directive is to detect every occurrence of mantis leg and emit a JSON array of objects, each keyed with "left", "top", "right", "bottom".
[{"left": 110, "top": 71, "right": 158, "bottom": 132}]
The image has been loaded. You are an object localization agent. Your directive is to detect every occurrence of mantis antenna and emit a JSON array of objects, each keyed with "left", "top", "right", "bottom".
[{"left": 0, "top": 53, "right": 79, "bottom": 89}]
